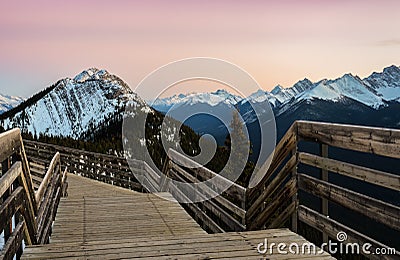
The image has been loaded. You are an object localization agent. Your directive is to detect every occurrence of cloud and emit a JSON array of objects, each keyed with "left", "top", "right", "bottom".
[{"left": 376, "top": 39, "right": 400, "bottom": 46}]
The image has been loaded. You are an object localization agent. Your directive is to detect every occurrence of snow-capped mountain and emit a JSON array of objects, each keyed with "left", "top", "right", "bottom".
[
  {"left": 152, "top": 65, "right": 400, "bottom": 116},
  {"left": 364, "top": 65, "right": 400, "bottom": 102},
  {"left": 275, "top": 65, "right": 400, "bottom": 117},
  {"left": 0, "top": 68, "right": 150, "bottom": 138},
  {"left": 151, "top": 89, "right": 242, "bottom": 113},
  {"left": 0, "top": 94, "right": 24, "bottom": 114},
  {"left": 148, "top": 65, "right": 400, "bottom": 157},
  {"left": 238, "top": 78, "right": 314, "bottom": 109}
]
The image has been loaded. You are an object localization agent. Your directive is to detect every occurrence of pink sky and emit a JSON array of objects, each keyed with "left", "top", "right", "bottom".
[{"left": 0, "top": 0, "right": 399, "bottom": 98}]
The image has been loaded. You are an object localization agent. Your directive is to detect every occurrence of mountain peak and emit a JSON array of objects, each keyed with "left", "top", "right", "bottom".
[
  {"left": 73, "top": 68, "right": 110, "bottom": 83},
  {"left": 382, "top": 65, "right": 400, "bottom": 75},
  {"left": 270, "top": 85, "right": 283, "bottom": 95},
  {"left": 292, "top": 78, "right": 313, "bottom": 92},
  {"left": 213, "top": 89, "right": 229, "bottom": 95},
  {"left": 1, "top": 68, "right": 146, "bottom": 138}
]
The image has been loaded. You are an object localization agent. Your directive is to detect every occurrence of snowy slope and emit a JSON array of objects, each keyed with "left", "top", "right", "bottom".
[
  {"left": 364, "top": 65, "right": 400, "bottom": 102},
  {"left": 0, "top": 68, "right": 149, "bottom": 138},
  {"left": 151, "top": 89, "right": 242, "bottom": 112},
  {"left": 0, "top": 94, "right": 24, "bottom": 114},
  {"left": 295, "top": 74, "right": 385, "bottom": 109},
  {"left": 151, "top": 65, "right": 400, "bottom": 129}
]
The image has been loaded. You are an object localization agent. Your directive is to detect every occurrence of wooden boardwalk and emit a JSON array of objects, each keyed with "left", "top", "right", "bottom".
[{"left": 22, "top": 174, "right": 333, "bottom": 259}]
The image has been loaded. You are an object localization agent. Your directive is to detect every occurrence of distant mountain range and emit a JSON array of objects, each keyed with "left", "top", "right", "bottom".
[
  {"left": 153, "top": 65, "right": 400, "bottom": 114},
  {"left": 1, "top": 65, "right": 399, "bottom": 143},
  {"left": 150, "top": 65, "right": 400, "bottom": 161},
  {"left": 152, "top": 65, "right": 400, "bottom": 129},
  {"left": 0, "top": 94, "right": 24, "bottom": 115}
]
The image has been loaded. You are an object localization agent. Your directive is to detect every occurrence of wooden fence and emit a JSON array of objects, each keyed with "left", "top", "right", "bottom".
[
  {"left": 0, "top": 129, "right": 67, "bottom": 259},
  {"left": 16, "top": 120, "right": 400, "bottom": 259}
]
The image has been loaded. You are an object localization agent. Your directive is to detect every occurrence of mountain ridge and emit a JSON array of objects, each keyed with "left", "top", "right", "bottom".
[
  {"left": 0, "top": 69, "right": 149, "bottom": 138},
  {"left": 152, "top": 65, "right": 400, "bottom": 114},
  {"left": 0, "top": 93, "right": 25, "bottom": 115}
]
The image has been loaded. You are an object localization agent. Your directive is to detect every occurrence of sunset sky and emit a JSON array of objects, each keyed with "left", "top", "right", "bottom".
[{"left": 0, "top": 0, "right": 399, "bottom": 99}]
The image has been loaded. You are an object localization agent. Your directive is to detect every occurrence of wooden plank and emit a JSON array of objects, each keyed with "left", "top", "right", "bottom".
[
  {"left": 320, "top": 144, "right": 328, "bottom": 244},
  {"left": 40, "top": 187, "right": 61, "bottom": 244},
  {"left": 0, "top": 161, "right": 22, "bottom": 197},
  {"left": 247, "top": 122, "right": 297, "bottom": 200},
  {"left": 143, "top": 161, "right": 161, "bottom": 183},
  {"left": 0, "top": 128, "right": 21, "bottom": 162},
  {"left": 0, "top": 220, "right": 25, "bottom": 260},
  {"left": 16, "top": 171, "right": 38, "bottom": 244},
  {"left": 35, "top": 152, "right": 60, "bottom": 207},
  {"left": 268, "top": 200, "right": 296, "bottom": 229},
  {"left": 24, "top": 139, "right": 130, "bottom": 164},
  {"left": 298, "top": 205, "right": 400, "bottom": 260},
  {"left": 170, "top": 162, "right": 246, "bottom": 219},
  {"left": 167, "top": 181, "right": 225, "bottom": 233},
  {"left": 298, "top": 152, "right": 400, "bottom": 191},
  {"left": 61, "top": 167, "right": 68, "bottom": 197},
  {"left": 297, "top": 120, "right": 400, "bottom": 159},
  {"left": 0, "top": 186, "right": 24, "bottom": 232},
  {"left": 249, "top": 177, "right": 297, "bottom": 230},
  {"left": 167, "top": 149, "right": 246, "bottom": 202},
  {"left": 298, "top": 173, "right": 400, "bottom": 231},
  {"left": 19, "top": 138, "right": 39, "bottom": 215},
  {"left": 246, "top": 154, "right": 296, "bottom": 223},
  {"left": 37, "top": 170, "right": 60, "bottom": 240},
  {"left": 168, "top": 168, "right": 245, "bottom": 231},
  {"left": 22, "top": 229, "right": 330, "bottom": 259}
]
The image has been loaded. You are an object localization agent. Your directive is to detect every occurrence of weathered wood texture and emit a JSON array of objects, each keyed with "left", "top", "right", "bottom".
[
  {"left": 0, "top": 129, "right": 67, "bottom": 260},
  {"left": 162, "top": 149, "right": 247, "bottom": 233},
  {"left": 294, "top": 121, "right": 400, "bottom": 259},
  {"left": 24, "top": 140, "right": 146, "bottom": 192},
  {"left": 22, "top": 174, "right": 333, "bottom": 259},
  {"left": 9, "top": 120, "right": 400, "bottom": 259},
  {"left": 299, "top": 206, "right": 400, "bottom": 260},
  {"left": 243, "top": 121, "right": 400, "bottom": 259},
  {"left": 296, "top": 120, "right": 400, "bottom": 159},
  {"left": 245, "top": 123, "right": 299, "bottom": 231}
]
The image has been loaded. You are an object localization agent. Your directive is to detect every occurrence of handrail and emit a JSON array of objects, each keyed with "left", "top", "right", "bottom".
[
  {"left": 245, "top": 121, "right": 400, "bottom": 259},
  {"left": 24, "top": 140, "right": 143, "bottom": 192},
  {"left": 162, "top": 149, "right": 247, "bottom": 232},
  {"left": 0, "top": 128, "right": 67, "bottom": 259},
  {"left": 35, "top": 152, "right": 60, "bottom": 207}
]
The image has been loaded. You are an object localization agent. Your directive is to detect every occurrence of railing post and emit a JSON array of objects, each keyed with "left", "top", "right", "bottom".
[
  {"left": 320, "top": 143, "right": 329, "bottom": 244},
  {"left": 11, "top": 153, "right": 24, "bottom": 259},
  {"left": 1, "top": 157, "right": 13, "bottom": 245},
  {"left": 290, "top": 149, "right": 298, "bottom": 233},
  {"left": 160, "top": 157, "right": 171, "bottom": 192},
  {"left": 291, "top": 123, "right": 299, "bottom": 233}
]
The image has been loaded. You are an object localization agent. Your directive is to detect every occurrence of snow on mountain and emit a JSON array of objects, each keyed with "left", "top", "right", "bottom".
[
  {"left": 364, "top": 65, "right": 400, "bottom": 102},
  {"left": 151, "top": 89, "right": 242, "bottom": 112},
  {"left": 0, "top": 94, "right": 24, "bottom": 114},
  {"left": 270, "top": 79, "right": 314, "bottom": 104},
  {"left": 0, "top": 68, "right": 149, "bottom": 138},
  {"left": 240, "top": 78, "right": 314, "bottom": 109},
  {"left": 295, "top": 74, "right": 385, "bottom": 109}
]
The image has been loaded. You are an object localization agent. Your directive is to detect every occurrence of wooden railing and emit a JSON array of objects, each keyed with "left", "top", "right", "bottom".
[
  {"left": 161, "top": 149, "right": 247, "bottom": 233},
  {"left": 245, "top": 122, "right": 299, "bottom": 231},
  {"left": 19, "top": 121, "right": 400, "bottom": 259},
  {"left": 245, "top": 121, "right": 400, "bottom": 259},
  {"left": 24, "top": 140, "right": 144, "bottom": 192},
  {"left": 295, "top": 121, "right": 400, "bottom": 259},
  {"left": 0, "top": 129, "right": 67, "bottom": 259}
]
